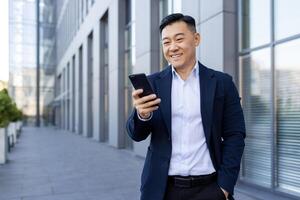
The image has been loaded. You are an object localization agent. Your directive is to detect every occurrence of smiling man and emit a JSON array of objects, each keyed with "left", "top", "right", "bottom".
[{"left": 126, "top": 13, "right": 246, "bottom": 200}]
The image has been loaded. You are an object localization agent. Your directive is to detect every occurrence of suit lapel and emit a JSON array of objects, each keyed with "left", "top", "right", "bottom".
[
  {"left": 155, "top": 67, "right": 172, "bottom": 140},
  {"left": 154, "top": 63, "right": 216, "bottom": 142},
  {"left": 199, "top": 62, "right": 216, "bottom": 145}
]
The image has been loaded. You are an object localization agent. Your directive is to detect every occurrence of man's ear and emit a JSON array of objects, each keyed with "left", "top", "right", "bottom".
[{"left": 194, "top": 33, "right": 201, "bottom": 46}]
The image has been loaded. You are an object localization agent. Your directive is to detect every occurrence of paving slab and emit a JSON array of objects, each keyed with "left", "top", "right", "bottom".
[{"left": 0, "top": 127, "right": 297, "bottom": 200}]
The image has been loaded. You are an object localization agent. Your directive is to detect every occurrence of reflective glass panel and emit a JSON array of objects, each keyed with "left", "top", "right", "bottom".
[
  {"left": 276, "top": 39, "right": 300, "bottom": 194},
  {"left": 241, "top": 0, "right": 271, "bottom": 49},
  {"left": 275, "top": 0, "right": 300, "bottom": 40},
  {"left": 240, "top": 48, "right": 272, "bottom": 187}
]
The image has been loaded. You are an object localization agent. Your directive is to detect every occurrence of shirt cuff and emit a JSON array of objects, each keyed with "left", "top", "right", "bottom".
[{"left": 137, "top": 112, "right": 153, "bottom": 121}]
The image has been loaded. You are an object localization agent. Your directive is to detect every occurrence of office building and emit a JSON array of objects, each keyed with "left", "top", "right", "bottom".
[
  {"left": 9, "top": 0, "right": 56, "bottom": 125},
  {"left": 52, "top": 0, "right": 300, "bottom": 199}
]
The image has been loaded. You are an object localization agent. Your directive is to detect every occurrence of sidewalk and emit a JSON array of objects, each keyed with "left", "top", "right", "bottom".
[{"left": 0, "top": 127, "right": 295, "bottom": 200}]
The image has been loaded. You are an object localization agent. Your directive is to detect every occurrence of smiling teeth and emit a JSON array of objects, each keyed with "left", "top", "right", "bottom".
[{"left": 171, "top": 54, "right": 181, "bottom": 58}]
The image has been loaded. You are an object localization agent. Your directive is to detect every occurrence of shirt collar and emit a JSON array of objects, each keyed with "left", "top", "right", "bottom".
[{"left": 171, "top": 61, "right": 199, "bottom": 79}]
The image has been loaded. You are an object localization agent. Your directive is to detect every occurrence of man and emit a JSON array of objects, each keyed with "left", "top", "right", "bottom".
[{"left": 126, "top": 13, "right": 245, "bottom": 200}]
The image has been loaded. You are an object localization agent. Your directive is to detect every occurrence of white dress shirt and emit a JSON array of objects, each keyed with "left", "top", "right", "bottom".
[{"left": 168, "top": 62, "right": 215, "bottom": 176}]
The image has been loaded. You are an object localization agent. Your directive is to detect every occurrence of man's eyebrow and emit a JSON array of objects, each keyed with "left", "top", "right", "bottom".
[
  {"left": 162, "top": 33, "right": 185, "bottom": 41},
  {"left": 174, "top": 33, "right": 185, "bottom": 37}
]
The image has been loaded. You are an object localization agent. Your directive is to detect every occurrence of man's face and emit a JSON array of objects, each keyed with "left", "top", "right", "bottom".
[{"left": 161, "top": 21, "right": 200, "bottom": 70}]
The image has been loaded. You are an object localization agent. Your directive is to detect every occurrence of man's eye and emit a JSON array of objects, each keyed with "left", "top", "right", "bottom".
[
  {"left": 176, "top": 38, "right": 183, "bottom": 41},
  {"left": 163, "top": 41, "right": 170, "bottom": 45}
]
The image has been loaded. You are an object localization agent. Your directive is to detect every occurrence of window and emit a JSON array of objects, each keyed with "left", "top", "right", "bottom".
[
  {"left": 240, "top": 49, "right": 272, "bottom": 187},
  {"left": 275, "top": 0, "right": 300, "bottom": 40},
  {"left": 239, "top": 0, "right": 300, "bottom": 197},
  {"left": 275, "top": 39, "right": 300, "bottom": 194},
  {"left": 100, "top": 11, "right": 109, "bottom": 142},
  {"left": 241, "top": 0, "right": 271, "bottom": 50}
]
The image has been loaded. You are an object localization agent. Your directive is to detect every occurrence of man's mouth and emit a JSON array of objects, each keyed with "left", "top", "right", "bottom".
[{"left": 170, "top": 53, "right": 182, "bottom": 58}]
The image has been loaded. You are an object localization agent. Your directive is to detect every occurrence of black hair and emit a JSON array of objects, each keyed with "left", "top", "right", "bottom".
[{"left": 159, "top": 13, "right": 196, "bottom": 33}]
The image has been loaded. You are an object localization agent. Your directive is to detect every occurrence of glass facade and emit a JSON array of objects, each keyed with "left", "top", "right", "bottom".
[
  {"left": 39, "top": 0, "right": 56, "bottom": 126},
  {"left": 56, "top": 0, "right": 94, "bottom": 63},
  {"left": 240, "top": 49, "right": 273, "bottom": 187},
  {"left": 275, "top": 0, "right": 300, "bottom": 40},
  {"left": 78, "top": 45, "right": 83, "bottom": 134},
  {"left": 275, "top": 39, "right": 300, "bottom": 194},
  {"left": 241, "top": 0, "right": 271, "bottom": 49},
  {"left": 239, "top": 0, "right": 300, "bottom": 197},
  {"left": 9, "top": 0, "right": 37, "bottom": 125},
  {"left": 100, "top": 12, "right": 109, "bottom": 142},
  {"left": 9, "top": 0, "right": 56, "bottom": 126},
  {"left": 87, "top": 32, "right": 94, "bottom": 137}
]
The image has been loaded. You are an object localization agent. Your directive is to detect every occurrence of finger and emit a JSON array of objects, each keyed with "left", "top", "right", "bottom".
[
  {"left": 132, "top": 89, "right": 143, "bottom": 99},
  {"left": 139, "top": 106, "right": 159, "bottom": 116},
  {"left": 135, "top": 94, "right": 157, "bottom": 105},
  {"left": 139, "top": 98, "right": 161, "bottom": 109}
]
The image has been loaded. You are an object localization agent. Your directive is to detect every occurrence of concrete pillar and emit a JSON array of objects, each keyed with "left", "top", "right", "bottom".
[
  {"left": 181, "top": 0, "right": 200, "bottom": 21},
  {"left": 82, "top": 39, "right": 89, "bottom": 137},
  {"left": 181, "top": 0, "right": 201, "bottom": 57},
  {"left": 92, "top": 20, "right": 101, "bottom": 141},
  {"left": 63, "top": 68, "right": 65, "bottom": 130},
  {"left": 75, "top": 46, "right": 83, "bottom": 135},
  {"left": 107, "top": 0, "right": 126, "bottom": 148},
  {"left": 70, "top": 57, "right": 74, "bottom": 132},
  {"left": 75, "top": 50, "right": 79, "bottom": 134},
  {"left": 132, "top": 0, "right": 160, "bottom": 157},
  {"left": 198, "top": 0, "right": 238, "bottom": 79},
  {"left": 65, "top": 62, "right": 70, "bottom": 130}
]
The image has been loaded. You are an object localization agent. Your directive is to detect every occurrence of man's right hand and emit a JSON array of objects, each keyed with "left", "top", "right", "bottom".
[{"left": 132, "top": 89, "right": 161, "bottom": 119}]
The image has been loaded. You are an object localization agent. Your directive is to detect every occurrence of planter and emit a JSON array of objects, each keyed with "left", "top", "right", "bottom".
[{"left": 0, "top": 127, "right": 8, "bottom": 164}]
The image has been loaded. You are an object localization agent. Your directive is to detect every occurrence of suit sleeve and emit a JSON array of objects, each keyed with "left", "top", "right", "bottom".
[
  {"left": 126, "top": 109, "right": 152, "bottom": 142},
  {"left": 217, "top": 76, "right": 246, "bottom": 195}
]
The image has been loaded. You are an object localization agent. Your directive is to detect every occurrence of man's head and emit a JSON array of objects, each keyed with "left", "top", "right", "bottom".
[
  {"left": 159, "top": 13, "right": 196, "bottom": 34},
  {"left": 160, "top": 13, "right": 200, "bottom": 71}
]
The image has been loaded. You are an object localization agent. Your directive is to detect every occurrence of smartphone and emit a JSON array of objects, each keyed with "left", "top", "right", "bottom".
[{"left": 128, "top": 73, "right": 155, "bottom": 97}]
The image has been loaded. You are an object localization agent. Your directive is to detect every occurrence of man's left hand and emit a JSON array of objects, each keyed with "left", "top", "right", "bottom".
[{"left": 220, "top": 187, "right": 229, "bottom": 199}]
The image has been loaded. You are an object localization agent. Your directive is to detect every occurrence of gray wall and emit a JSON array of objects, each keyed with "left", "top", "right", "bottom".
[{"left": 55, "top": 0, "right": 238, "bottom": 157}]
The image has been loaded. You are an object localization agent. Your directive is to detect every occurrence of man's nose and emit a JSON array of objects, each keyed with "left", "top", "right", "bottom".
[{"left": 169, "top": 43, "right": 179, "bottom": 51}]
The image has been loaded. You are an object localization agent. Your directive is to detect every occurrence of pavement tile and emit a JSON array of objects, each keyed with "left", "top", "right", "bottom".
[{"left": 0, "top": 127, "right": 297, "bottom": 200}]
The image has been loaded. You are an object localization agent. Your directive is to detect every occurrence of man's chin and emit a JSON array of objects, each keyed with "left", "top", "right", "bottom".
[{"left": 171, "top": 64, "right": 184, "bottom": 70}]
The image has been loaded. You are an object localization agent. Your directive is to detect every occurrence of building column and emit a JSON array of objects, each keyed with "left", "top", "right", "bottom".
[
  {"left": 64, "top": 68, "right": 68, "bottom": 130},
  {"left": 133, "top": 0, "right": 160, "bottom": 157},
  {"left": 107, "top": 0, "right": 126, "bottom": 148},
  {"left": 66, "top": 64, "right": 70, "bottom": 131},
  {"left": 70, "top": 58, "right": 74, "bottom": 132},
  {"left": 93, "top": 20, "right": 101, "bottom": 141},
  {"left": 75, "top": 50, "right": 79, "bottom": 134},
  {"left": 82, "top": 39, "right": 89, "bottom": 137},
  {"left": 196, "top": 0, "right": 238, "bottom": 79},
  {"left": 75, "top": 46, "right": 83, "bottom": 135}
]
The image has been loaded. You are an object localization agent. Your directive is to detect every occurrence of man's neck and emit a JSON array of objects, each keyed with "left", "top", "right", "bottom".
[{"left": 174, "top": 60, "right": 197, "bottom": 81}]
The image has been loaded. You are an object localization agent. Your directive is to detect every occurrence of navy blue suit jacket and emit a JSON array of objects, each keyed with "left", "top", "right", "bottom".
[{"left": 126, "top": 62, "right": 246, "bottom": 200}]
